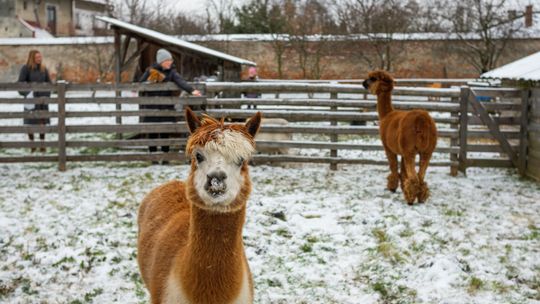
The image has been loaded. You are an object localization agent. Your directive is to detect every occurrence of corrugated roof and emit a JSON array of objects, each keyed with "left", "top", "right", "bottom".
[
  {"left": 96, "top": 16, "right": 256, "bottom": 66},
  {"left": 481, "top": 51, "right": 540, "bottom": 81}
]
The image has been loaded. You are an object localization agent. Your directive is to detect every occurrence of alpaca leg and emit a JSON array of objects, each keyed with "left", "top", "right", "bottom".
[
  {"left": 402, "top": 155, "right": 419, "bottom": 205},
  {"left": 417, "top": 153, "right": 432, "bottom": 203},
  {"left": 399, "top": 156, "right": 407, "bottom": 193},
  {"left": 384, "top": 148, "right": 399, "bottom": 192}
]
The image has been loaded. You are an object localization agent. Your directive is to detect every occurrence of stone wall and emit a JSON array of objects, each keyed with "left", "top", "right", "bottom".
[{"left": 0, "top": 37, "right": 539, "bottom": 82}]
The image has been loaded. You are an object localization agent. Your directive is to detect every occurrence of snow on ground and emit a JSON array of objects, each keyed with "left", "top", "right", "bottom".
[{"left": 0, "top": 162, "right": 539, "bottom": 303}]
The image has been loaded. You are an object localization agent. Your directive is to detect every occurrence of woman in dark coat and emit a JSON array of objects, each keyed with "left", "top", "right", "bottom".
[
  {"left": 139, "top": 48, "right": 201, "bottom": 163},
  {"left": 18, "top": 50, "right": 52, "bottom": 153}
]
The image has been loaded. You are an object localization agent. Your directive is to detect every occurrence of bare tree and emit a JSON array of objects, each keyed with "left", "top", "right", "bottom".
[
  {"left": 337, "top": 0, "right": 415, "bottom": 71},
  {"left": 206, "top": 0, "right": 236, "bottom": 33},
  {"left": 441, "top": 0, "right": 525, "bottom": 73},
  {"left": 286, "top": 0, "right": 337, "bottom": 79}
]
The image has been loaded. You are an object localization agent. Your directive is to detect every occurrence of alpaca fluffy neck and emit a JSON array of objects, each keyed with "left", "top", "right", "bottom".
[
  {"left": 176, "top": 186, "right": 248, "bottom": 303},
  {"left": 376, "top": 91, "right": 394, "bottom": 119}
]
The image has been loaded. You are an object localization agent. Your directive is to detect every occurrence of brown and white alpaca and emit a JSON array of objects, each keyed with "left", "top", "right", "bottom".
[
  {"left": 363, "top": 70, "right": 438, "bottom": 205},
  {"left": 137, "top": 108, "right": 262, "bottom": 304}
]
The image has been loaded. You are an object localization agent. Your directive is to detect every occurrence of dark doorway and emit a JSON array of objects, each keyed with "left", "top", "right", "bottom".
[{"left": 46, "top": 5, "right": 57, "bottom": 35}]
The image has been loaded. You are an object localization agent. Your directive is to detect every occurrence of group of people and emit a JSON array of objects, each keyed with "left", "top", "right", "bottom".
[{"left": 17, "top": 48, "right": 260, "bottom": 161}]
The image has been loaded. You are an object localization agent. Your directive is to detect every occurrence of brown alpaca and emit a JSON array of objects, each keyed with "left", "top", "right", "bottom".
[
  {"left": 363, "top": 70, "right": 438, "bottom": 205},
  {"left": 137, "top": 108, "right": 262, "bottom": 303},
  {"left": 147, "top": 68, "right": 166, "bottom": 83}
]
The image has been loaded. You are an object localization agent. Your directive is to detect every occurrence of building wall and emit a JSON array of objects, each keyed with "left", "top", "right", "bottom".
[
  {"left": 74, "top": 0, "right": 107, "bottom": 36},
  {"left": 11, "top": 0, "right": 74, "bottom": 36},
  {"left": 0, "top": 41, "right": 123, "bottom": 83},
  {"left": 0, "top": 37, "right": 539, "bottom": 83},
  {"left": 201, "top": 38, "right": 540, "bottom": 79},
  {"left": 0, "top": 0, "right": 33, "bottom": 37}
]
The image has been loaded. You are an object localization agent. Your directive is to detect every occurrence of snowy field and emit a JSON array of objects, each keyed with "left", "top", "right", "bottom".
[{"left": 0, "top": 162, "right": 539, "bottom": 303}]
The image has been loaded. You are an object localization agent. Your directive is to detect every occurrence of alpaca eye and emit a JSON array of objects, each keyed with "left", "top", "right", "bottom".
[
  {"left": 195, "top": 152, "right": 205, "bottom": 163},
  {"left": 236, "top": 157, "right": 244, "bottom": 167},
  {"left": 370, "top": 77, "right": 376, "bottom": 81}
]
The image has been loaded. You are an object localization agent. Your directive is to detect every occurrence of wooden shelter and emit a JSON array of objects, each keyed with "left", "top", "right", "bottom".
[{"left": 96, "top": 16, "right": 256, "bottom": 83}]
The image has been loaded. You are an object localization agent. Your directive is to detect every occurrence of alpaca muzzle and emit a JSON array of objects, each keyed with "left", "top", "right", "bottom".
[
  {"left": 205, "top": 171, "right": 227, "bottom": 197},
  {"left": 362, "top": 79, "right": 370, "bottom": 89}
]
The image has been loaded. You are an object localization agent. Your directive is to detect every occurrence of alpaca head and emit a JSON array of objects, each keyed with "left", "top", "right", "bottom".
[
  {"left": 362, "top": 70, "right": 395, "bottom": 95},
  {"left": 185, "top": 108, "right": 261, "bottom": 212}
]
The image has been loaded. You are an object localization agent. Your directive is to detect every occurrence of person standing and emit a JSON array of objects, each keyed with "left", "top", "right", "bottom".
[
  {"left": 243, "top": 66, "right": 260, "bottom": 109},
  {"left": 18, "top": 50, "right": 52, "bottom": 153},
  {"left": 139, "top": 48, "right": 202, "bottom": 164}
]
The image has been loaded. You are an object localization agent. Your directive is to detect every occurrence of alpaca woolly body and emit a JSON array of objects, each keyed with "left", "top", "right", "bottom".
[
  {"left": 363, "top": 70, "right": 437, "bottom": 205},
  {"left": 137, "top": 109, "right": 261, "bottom": 304}
]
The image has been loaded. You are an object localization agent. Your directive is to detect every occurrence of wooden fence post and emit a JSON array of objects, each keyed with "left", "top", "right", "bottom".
[
  {"left": 114, "top": 30, "right": 122, "bottom": 139},
  {"left": 450, "top": 95, "right": 459, "bottom": 176},
  {"left": 330, "top": 92, "right": 338, "bottom": 170},
  {"left": 519, "top": 89, "right": 531, "bottom": 176},
  {"left": 458, "top": 86, "right": 469, "bottom": 174},
  {"left": 57, "top": 81, "right": 67, "bottom": 171}
]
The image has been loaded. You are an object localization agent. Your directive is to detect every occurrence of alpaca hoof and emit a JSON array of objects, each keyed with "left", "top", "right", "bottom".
[
  {"left": 387, "top": 173, "right": 400, "bottom": 192},
  {"left": 403, "top": 178, "right": 420, "bottom": 205},
  {"left": 417, "top": 182, "right": 429, "bottom": 203}
]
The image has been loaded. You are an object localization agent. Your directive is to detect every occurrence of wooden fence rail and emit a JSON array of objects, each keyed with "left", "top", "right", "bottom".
[{"left": 0, "top": 82, "right": 530, "bottom": 176}]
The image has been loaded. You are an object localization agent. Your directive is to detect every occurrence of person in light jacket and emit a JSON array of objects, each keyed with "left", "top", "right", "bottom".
[{"left": 18, "top": 50, "right": 52, "bottom": 153}]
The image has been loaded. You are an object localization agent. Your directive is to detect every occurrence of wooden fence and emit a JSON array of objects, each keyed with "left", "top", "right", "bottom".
[{"left": 0, "top": 81, "right": 531, "bottom": 177}]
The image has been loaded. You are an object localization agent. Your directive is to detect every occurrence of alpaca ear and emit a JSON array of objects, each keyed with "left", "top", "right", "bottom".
[
  {"left": 245, "top": 112, "right": 262, "bottom": 138},
  {"left": 185, "top": 108, "right": 201, "bottom": 134}
]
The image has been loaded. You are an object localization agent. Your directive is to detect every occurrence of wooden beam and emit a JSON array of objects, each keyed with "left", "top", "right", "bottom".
[
  {"left": 459, "top": 86, "right": 469, "bottom": 174},
  {"left": 120, "top": 34, "right": 132, "bottom": 66},
  {"left": 57, "top": 81, "right": 67, "bottom": 171},
  {"left": 468, "top": 91, "right": 519, "bottom": 168},
  {"left": 121, "top": 42, "right": 149, "bottom": 72},
  {"left": 114, "top": 30, "right": 123, "bottom": 138},
  {"left": 519, "top": 89, "right": 530, "bottom": 176}
]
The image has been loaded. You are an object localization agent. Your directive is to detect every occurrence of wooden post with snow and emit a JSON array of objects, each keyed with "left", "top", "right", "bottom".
[
  {"left": 458, "top": 86, "right": 469, "bottom": 174},
  {"left": 527, "top": 88, "right": 540, "bottom": 181},
  {"left": 330, "top": 92, "right": 338, "bottom": 170},
  {"left": 57, "top": 81, "right": 67, "bottom": 172},
  {"left": 114, "top": 29, "right": 122, "bottom": 139}
]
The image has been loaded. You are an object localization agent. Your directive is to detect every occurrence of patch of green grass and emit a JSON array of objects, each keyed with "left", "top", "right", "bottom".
[
  {"left": 52, "top": 256, "right": 75, "bottom": 268},
  {"left": 468, "top": 276, "right": 484, "bottom": 294},
  {"left": 275, "top": 228, "right": 292, "bottom": 239},
  {"left": 372, "top": 228, "right": 388, "bottom": 243},
  {"left": 523, "top": 224, "right": 539, "bottom": 240},
  {"left": 444, "top": 208, "right": 465, "bottom": 217},
  {"left": 266, "top": 278, "right": 283, "bottom": 287},
  {"left": 84, "top": 288, "right": 103, "bottom": 302},
  {"left": 421, "top": 220, "right": 433, "bottom": 227},
  {"left": 399, "top": 228, "right": 414, "bottom": 238},
  {"left": 371, "top": 281, "right": 417, "bottom": 302},
  {"left": 491, "top": 281, "right": 511, "bottom": 294},
  {"left": 371, "top": 228, "right": 406, "bottom": 263},
  {"left": 300, "top": 243, "right": 313, "bottom": 253},
  {"left": 460, "top": 248, "right": 471, "bottom": 256},
  {"left": 377, "top": 242, "right": 406, "bottom": 264}
]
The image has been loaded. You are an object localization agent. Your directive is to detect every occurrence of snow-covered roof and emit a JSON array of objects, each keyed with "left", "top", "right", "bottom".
[
  {"left": 17, "top": 17, "right": 55, "bottom": 39},
  {"left": 481, "top": 51, "right": 540, "bottom": 81},
  {"left": 95, "top": 16, "right": 256, "bottom": 66},
  {"left": 0, "top": 36, "right": 113, "bottom": 45}
]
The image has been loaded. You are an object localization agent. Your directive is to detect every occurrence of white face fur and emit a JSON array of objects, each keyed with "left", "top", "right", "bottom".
[{"left": 192, "top": 129, "right": 254, "bottom": 210}]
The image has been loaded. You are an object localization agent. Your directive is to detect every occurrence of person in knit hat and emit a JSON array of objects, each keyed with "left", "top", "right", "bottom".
[
  {"left": 243, "top": 66, "right": 260, "bottom": 109},
  {"left": 139, "top": 48, "right": 202, "bottom": 164}
]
